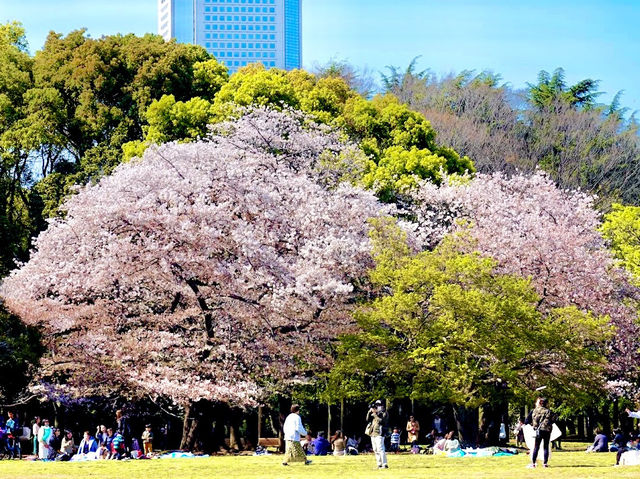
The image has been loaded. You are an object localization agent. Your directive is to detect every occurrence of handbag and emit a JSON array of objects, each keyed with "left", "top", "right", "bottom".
[{"left": 364, "top": 422, "right": 373, "bottom": 436}]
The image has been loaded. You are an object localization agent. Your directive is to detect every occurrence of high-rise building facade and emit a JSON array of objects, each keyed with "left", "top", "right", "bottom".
[{"left": 158, "top": 0, "right": 302, "bottom": 73}]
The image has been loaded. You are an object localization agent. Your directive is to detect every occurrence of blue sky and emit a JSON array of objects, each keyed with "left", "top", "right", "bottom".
[{"left": 2, "top": 0, "right": 639, "bottom": 110}]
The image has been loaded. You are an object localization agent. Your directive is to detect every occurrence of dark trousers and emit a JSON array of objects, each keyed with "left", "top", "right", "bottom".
[
  {"left": 532, "top": 430, "right": 551, "bottom": 464},
  {"left": 616, "top": 447, "right": 628, "bottom": 465}
]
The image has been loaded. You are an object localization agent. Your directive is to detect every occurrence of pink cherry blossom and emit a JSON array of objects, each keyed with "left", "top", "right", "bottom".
[
  {"left": 409, "top": 171, "right": 640, "bottom": 383},
  {"left": 1, "top": 107, "right": 387, "bottom": 406}
]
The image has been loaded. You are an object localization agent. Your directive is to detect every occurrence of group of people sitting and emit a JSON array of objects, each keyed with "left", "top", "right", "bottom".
[
  {"left": 587, "top": 427, "right": 640, "bottom": 466},
  {"left": 1, "top": 410, "right": 155, "bottom": 461},
  {"left": 300, "top": 430, "right": 361, "bottom": 456},
  {"left": 295, "top": 414, "right": 457, "bottom": 458},
  {"left": 578, "top": 408, "right": 640, "bottom": 467}
]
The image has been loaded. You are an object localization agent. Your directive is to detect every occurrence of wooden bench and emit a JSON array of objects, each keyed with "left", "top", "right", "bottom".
[{"left": 258, "top": 437, "right": 282, "bottom": 452}]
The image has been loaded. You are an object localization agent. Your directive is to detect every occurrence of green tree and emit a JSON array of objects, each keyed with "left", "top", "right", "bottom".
[
  {"left": 131, "top": 64, "right": 473, "bottom": 203},
  {"left": 527, "top": 68, "right": 601, "bottom": 110},
  {"left": 328, "top": 220, "right": 611, "bottom": 425},
  {"left": 601, "top": 203, "right": 640, "bottom": 281},
  {"left": 20, "top": 30, "right": 223, "bottom": 215},
  {"left": 341, "top": 95, "right": 474, "bottom": 201},
  {"left": 0, "top": 304, "right": 43, "bottom": 403},
  {"left": 0, "top": 22, "right": 36, "bottom": 276}
]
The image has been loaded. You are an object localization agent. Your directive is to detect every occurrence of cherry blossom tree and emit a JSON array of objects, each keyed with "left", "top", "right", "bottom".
[
  {"left": 407, "top": 171, "right": 640, "bottom": 384},
  {"left": 0, "top": 108, "right": 387, "bottom": 446}
]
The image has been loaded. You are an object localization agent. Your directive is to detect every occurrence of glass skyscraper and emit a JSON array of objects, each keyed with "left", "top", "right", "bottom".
[{"left": 158, "top": 0, "right": 302, "bottom": 73}]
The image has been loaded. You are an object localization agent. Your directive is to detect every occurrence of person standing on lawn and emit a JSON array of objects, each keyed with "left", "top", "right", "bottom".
[
  {"left": 406, "top": 415, "right": 420, "bottom": 448},
  {"left": 366, "top": 400, "right": 389, "bottom": 469},
  {"left": 32, "top": 416, "right": 41, "bottom": 456},
  {"left": 528, "top": 397, "right": 555, "bottom": 468},
  {"left": 282, "top": 404, "right": 312, "bottom": 466}
]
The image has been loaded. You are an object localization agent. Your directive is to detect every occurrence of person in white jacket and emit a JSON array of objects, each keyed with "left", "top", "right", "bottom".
[{"left": 282, "top": 404, "right": 312, "bottom": 466}]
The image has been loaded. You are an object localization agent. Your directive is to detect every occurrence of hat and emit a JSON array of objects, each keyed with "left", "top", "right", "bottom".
[{"left": 375, "top": 400, "right": 383, "bottom": 405}]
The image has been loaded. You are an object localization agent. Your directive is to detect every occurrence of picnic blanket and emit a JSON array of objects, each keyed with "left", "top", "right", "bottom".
[
  {"left": 158, "top": 451, "right": 210, "bottom": 459},
  {"left": 446, "top": 447, "right": 518, "bottom": 458}
]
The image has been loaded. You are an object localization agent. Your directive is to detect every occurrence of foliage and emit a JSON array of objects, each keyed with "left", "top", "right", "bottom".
[
  {"left": 0, "top": 22, "right": 36, "bottom": 276},
  {"left": 312, "top": 58, "right": 378, "bottom": 98},
  {"left": 601, "top": 203, "right": 640, "bottom": 281},
  {"left": 407, "top": 171, "right": 640, "bottom": 384},
  {"left": 327, "top": 219, "right": 610, "bottom": 409},
  {"left": 0, "top": 26, "right": 226, "bottom": 225},
  {"left": 381, "top": 61, "right": 640, "bottom": 207},
  {"left": 0, "top": 303, "right": 43, "bottom": 402},
  {"left": 0, "top": 108, "right": 388, "bottom": 407},
  {"left": 527, "top": 68, "right": 601, "bottom": 110},
  {"left": 134, "top": 63, "right": 472, "bottom": 202}
]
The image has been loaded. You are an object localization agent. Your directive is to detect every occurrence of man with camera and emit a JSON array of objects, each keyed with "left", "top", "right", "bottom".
[{"left": 365, "top": 400, "right": 389, "bottom": 469}]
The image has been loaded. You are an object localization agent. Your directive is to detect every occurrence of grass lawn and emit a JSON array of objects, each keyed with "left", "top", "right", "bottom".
[{"left": 0, "top": 446, "right": 638, "bottom": 479}]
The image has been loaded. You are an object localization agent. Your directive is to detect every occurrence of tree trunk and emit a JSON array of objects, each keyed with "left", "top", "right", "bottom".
[
  {"left": 601, "top": 403, "right": 611, "bottom": 436},
  {"left": 180, "top": 402, "right": 199, "bottom": 451},
  {"left": 577, "top": 414, "right": 585, "bottom": 440},
  {"left": 229, "top": 408, "right": 243, "bottom": 450},
  {"left": 452, "top": 405, "right": 478, "bottom": 446},
  {"left": 180, "top": 400, "right": 218, "bottom": 452}
]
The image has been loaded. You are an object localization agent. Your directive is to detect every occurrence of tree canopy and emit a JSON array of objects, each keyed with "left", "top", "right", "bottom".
[
  {"left": 0, "top": 108, "right": 387, "bottom": 406},
  {"left": 326, "top": 220, "right": 611, "bottom": 410}
]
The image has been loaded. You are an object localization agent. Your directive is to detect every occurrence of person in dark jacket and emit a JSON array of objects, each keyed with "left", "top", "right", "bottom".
[
  {"left": 528, "top": 397, "right": 555, "bottom": 468},
  {"left": 115, "top": 410, "right": 131, "bottom": 451}
]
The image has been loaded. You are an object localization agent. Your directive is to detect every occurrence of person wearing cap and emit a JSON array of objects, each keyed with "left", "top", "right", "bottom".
[{"left": 365, "top": 400, "right": 389, "bottom": 469}]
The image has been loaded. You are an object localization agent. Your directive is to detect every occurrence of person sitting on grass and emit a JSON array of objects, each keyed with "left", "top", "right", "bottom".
[
  {"left": 346, "top": 435, "right": 359, "bottom": 455},
  {"left": 71, "top": 431, "right": 99, "bottom": 461},
  {"left": 301, "top": 433, "right": 314, "bottom": 455},
  {"left": 50, "top": 428, "right": 62, "bottom": 456},
  {"left": 425, "top": 429, "right": 438, "bottom": 448},
  {"left": 444, "top": 431, "right": 461, "bottom": 453},
  {"left": 331, "top": 430, "right": 346, "bottom": 456},
  {"left": 586, "top": 428, "right": 608, "bottom": 452},
  {"left": 312, "top": 431, "right": 331, "bottom": 456},
  {"left": 110, "top": 432, "right": 126, "bottom": 460},
  {"left": 57, "top": 430, "right": 75, "bottom": 461},
  {"left": 611, "top": 429, "right": 627, "bottom": 452}
]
